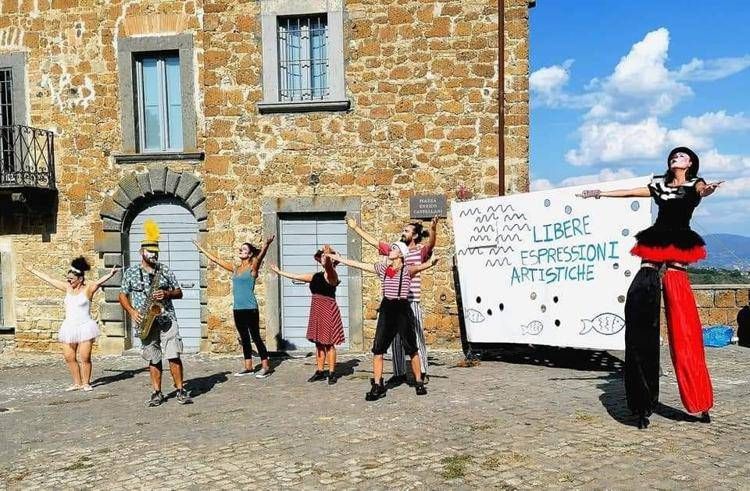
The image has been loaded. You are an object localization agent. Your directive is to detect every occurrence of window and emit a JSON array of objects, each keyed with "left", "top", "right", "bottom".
[
  {"left": 0, "top": 68, "right": 14, "bottom": 174},
  {"left": 259, "top": 1, "right": 348, "bottom": 113},
  {"left": 278, "top": 15, "right": 329, "bottom": 102},
  {"left": 135, "top": 53, "right": 183, "bottom": 152},
  {"left": 116, "top": 34, "right": 200, "bottom": 161}
]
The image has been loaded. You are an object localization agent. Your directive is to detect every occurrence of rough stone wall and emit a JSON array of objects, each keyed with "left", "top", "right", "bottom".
[
  {"left": 0, "top": 0, "right": 530, "bottom": 354},
  {"left": 659, "top": 286, "right": 750, "bottom": 338}
]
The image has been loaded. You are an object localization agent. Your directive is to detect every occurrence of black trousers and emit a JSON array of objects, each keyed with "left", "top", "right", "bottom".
[
  {"left": 624, "top": 267, "right": 662, "bottom": 416},
  {"left": 371, "top": 298, "right": 418, "bottom": 356},
  {"left": 233, "top": 309, "right": 269, "bottom": 361}
]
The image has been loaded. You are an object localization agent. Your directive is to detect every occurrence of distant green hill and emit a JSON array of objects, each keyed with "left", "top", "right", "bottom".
[
  {"left": 688, "top": 267, "right": 750, "bottom": 285},
  {"left": 702, "top": 234, "right": 750, "bottom": 270}
]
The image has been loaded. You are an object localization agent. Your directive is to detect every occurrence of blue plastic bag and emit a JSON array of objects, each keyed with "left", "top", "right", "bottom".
[{"left": 702, "top": 325, "right": 734, "bottom": 347}]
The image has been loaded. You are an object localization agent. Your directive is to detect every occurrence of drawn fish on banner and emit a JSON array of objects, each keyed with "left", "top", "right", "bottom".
[
  {"left": 521, "top": 321, "right": 543, "bottom": 335},
  {"left": 579, "top": 313, "right": 625, "bottom": 335},
  {"left": 466, "top": 309, "right": 486, "bottom": 323}
]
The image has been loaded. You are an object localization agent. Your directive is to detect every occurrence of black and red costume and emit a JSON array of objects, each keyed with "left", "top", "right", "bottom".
[{"left": 625, "top": 172, "right": 713, "bottom": 421}]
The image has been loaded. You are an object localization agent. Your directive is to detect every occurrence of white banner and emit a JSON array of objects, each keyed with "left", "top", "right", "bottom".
[{"left": 451, "top": 177, "right": 653, "bottom": 350}]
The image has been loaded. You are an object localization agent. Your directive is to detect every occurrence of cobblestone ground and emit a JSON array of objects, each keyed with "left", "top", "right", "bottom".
[{"left": 1, "top": 345, "right": 749, "bottom": 489}]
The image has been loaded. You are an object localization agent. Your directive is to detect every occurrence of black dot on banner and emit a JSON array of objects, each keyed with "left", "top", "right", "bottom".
[
  {"left": 613, "top": 263, "right": 620, "bottom": 270},
  {"left": 476, "top": 297, "right": 481, "bottom": 303},
  {"left": 555, "top": 319, "right": 561, "bottom": 327},
  {"left": 553, "top": 296, "right": 559, "bottom": 303},
  {"left": 622, "top": 228, "right": 630, "bottom": 237},
  {"left": 564, "top": 205, "right": 572, "bottom": 215},
  {"left": 499, "top": 303, "right": 505, "bottom": 311},
  {"left": 544, "top": 199, "right": 551, "bottom": 207},
  {"left": 631, "top": 201, "right": 640, "bottom": 211},
  {"left": 541, "top": 305, "right": 547, "bottom": 313},
  {"left": 487, "top": 309, "right": 493, "bottom": 316},
  {"left": 530, "top": 292, "right": 537, "bottom": 300},
  {"left": 618, "top": 295, "right": 625, "bottom": 303},
  {"left": 625, "top": 270, "right": 632, "bottom": 277}
]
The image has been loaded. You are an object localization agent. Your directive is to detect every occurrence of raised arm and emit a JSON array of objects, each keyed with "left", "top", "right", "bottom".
[
  {"left": 87, "top": 266, "right": 120, "bottom": 298},
  {"left": 192, "top": 240, "right": 234, "bottom": 272},
  {"left": 269, "top": 263, "right": 314, "bottom": 283},
  {"left": 321, "top": 245, "right": 339, "bottom": 286},
  {"left": 252, "top": 235, "right": 275, "bottom": 275},
  {"left": 325, "top": 253, "right": 375, "bottom": 274},
  {"left": 577, "top": 187, "right": 651, "bottom": 199},
  {"left": 425, "top": 216, "right": 439, "bottom": 252},
  {"left": 24, "top": 265, "right": 68, "bottom": 292},
  {"left": 346, "top": 217, "right": 380, "bottom": 248},
  {"left": 408, "top": 257, "right": 439, "bottom": 276},
  {"left": 696, "top": 180, "right": 724, "bottom": 197}
]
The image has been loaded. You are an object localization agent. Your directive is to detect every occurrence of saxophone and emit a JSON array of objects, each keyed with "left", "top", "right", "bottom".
[{"left": 138, "top": 263, "right": 165, "bottom": 342}]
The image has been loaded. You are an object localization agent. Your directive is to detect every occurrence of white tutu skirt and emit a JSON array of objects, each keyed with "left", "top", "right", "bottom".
[{"left": 58, "top": 319, "right": 100, "bottom": 344}]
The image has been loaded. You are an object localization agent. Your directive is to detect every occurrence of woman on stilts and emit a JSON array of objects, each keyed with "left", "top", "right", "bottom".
[
  {"left": 25, "top": 257, "right": 118, "bottom": 391},
  {"left": 270, "top": 244, "right": 345, "bottom": 385},
  {"left": 581, "top": 147, "right": 722, "bottom": 428}
]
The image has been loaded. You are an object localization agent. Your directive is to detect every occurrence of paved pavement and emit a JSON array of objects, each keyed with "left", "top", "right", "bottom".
[{"left": 1, "top": 345, "right": 749, "bottom": 489}]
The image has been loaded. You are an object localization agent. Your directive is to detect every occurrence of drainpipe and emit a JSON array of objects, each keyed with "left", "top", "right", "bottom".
[{"left": 498, "top": 0, "right": 505, "bottom": 196}]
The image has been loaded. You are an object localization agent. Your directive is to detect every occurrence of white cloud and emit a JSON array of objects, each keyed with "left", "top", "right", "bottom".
[
  {"left": 565, "top": 118, "right": 668, "bottom": 165},
  {"left": 681, "top": 111, "right": 750, "bottom": 135},
  {"left": 698, "top": 149, "right": 750, "bottom": 175},
  {"left": 530, "top": 168, "right": 637, "bottom": 191},
  {"left": 530, "top": 60, "right": 572, "bottom": 97},
  {"left": 675, "top": 55, "right": 750, "bottom": 81}
]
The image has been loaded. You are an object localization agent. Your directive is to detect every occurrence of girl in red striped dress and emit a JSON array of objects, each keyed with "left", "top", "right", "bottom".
[{"left": 270, "top": 245, "right": 345, "bottom": 385}]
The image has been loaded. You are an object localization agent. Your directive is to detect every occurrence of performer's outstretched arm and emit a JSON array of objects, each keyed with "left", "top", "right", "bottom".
[
  {"left": 269, "top": 263, "right": 314, "bottom": 283},
  {"left": 346, "top": 217, "right": 380, "bottom": 248},
  {"left": 696, "top": 180, "right": 724, "bottom": 197},
  {"left": 408, "top": 257, "right": 439, "bottom": 276},
  {"left": 425, "top": 216, "right": 439, "bottom": 252},
  {"left": 192, "top": 240, "right": 234, "bottom": 272},
  {"left": 324, "top": 253, "right": 375, "bottom": 274},
  {"left": 87, "top": 267, "right": 120, "bottom": 297},
  {"left": 578, "top": 187, "right": 651, "bottom": 199},
  {"left": 24, "top": 265, "right": 68, "bottom": 292},
  {"left": 252, "top": 235, "right": 275, "bottom": 275}
]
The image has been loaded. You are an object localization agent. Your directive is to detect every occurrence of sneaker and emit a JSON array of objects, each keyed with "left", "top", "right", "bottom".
[
  {"left": 146, "top": 391, "right": 165, "bottom": 407},
  {"left": 421, "top": 373, "right": 430, "bottom": 385},
  {"left": 233, "top": 369, "right": 255, "bottom": 377},
  {"left": 414, "top": 382, "right": 427, "bottom": 396},
  {"left": 176, "top": 388, "right": 193, "bottom": 405},
  {"left": 255, "top": 367, "right": 271, "bottom": 379},
  {"left": 365, "top": 378, "right": 387, "bottom": 401},
  {"left": 65, "top": 384, "right": 82, "bottom": 392},
  {"left": 307, "top": 370, "right": 327, "bottom": 382},
  {"left": 81, "top": 384, "right": 93, "bottom": 392},
  {"left": 328, "top": 373, "right": 338, "bottom": 385}
]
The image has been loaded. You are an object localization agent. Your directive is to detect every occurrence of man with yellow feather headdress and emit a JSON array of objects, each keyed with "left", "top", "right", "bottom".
[{"left": 119, "top": 219, "right": 192, "bottom": 406}]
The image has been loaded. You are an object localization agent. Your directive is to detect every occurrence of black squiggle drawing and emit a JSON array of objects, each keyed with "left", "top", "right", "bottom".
[
  {"left": 485, "top": 258, "right": 512, "bottom": 267},
  {"left": 469, "top": 234, "right": 493, "bottom": 243},
  {"left": 496, "top": 233, "right": 522, "bottom": 242},
  {"left": 476, "top": 213, "right": 499, "bottom": 223},
  {"left": 487, "top": 246, "right": 514, "bottom": 254},
  {"left": 473, "top": 225, "right": 496, "bottom": 234},
  {"left": 503, "top": 223, "right": 531, "bottom": 232},
  {"left": 458, "top": 207, "right": 481, "bottom": 217},
  {"left": 456, "top": 248, "right": 485, "bottom": 256},
  {"left": 486, "top": 204, "right": 515, "bottom": 214},
  {"left": 503, "top": 213, "right": 527, "bottom": 222}
]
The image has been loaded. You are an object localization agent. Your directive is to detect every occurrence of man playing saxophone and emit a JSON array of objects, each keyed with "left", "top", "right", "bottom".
[{"left": 118, "top": 220, "right": 192, "bottom": 407}]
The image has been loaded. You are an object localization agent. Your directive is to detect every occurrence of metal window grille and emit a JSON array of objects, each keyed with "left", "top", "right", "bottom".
[
  {"left": 278, "top": 15, "right": 329, "bottom": 102},
  {"left": 135, "top": 52, "right": 183, "bottom": 152},
  {"left": 0, "top": 68, "right": 14, "bottom": 174}
]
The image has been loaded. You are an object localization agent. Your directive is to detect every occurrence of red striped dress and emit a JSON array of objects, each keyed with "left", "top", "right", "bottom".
[{"left": 306, "top": 272, "right": 345, "bottom": 346}]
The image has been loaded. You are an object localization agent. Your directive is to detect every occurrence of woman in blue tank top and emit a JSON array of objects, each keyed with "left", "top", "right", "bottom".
[{"left": 194, "top": 236, "right": 275, "bottom": 378}]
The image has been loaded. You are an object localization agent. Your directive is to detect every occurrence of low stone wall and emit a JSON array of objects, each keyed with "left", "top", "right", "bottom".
[
  {"left": 661, "top": 285, "right": 750, "bottom": 335},
  {"left": 0, "top": 331, "right": 16, "bottom": 355}
]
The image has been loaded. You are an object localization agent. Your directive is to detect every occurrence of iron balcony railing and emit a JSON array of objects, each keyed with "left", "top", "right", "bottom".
[{"left": 0, "top": 124, "right": 56, "bottom": 190}]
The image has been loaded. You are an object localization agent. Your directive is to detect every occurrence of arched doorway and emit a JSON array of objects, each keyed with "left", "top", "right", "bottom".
[{"left": 127, "top": 202, "right": 201, "bottom": 352}]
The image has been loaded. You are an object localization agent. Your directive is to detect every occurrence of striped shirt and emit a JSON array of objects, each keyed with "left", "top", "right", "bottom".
[
  {"left": 378, "top": 242, "right": 433, "bottom": 302},
  {"left": 374, "top": 263, "right": 412, "bottom": 300}
]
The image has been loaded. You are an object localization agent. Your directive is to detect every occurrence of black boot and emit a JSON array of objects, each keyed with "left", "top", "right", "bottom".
[
  {"left": 699, "top": 411, "right": 711, "bottom": 423},
  {"left": 328, "top": 372, "right": 338, "bottom": 385},
  {"left": 307, "top": 370, "right": 327, "bottom": 382},
  {"left": 636, "top": 411, "right": 650, "bottom": 429},
  {"left": 365, "top": 378, "right": 387, "bottom": 401},
  {"left": 414, "top": 381, "right": 427, "bottom": 396}
]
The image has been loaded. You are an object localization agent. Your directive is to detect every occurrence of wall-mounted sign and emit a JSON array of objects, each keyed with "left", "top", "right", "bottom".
[{"left": 410, "top": 194, "right": 447, "bottom": 219}]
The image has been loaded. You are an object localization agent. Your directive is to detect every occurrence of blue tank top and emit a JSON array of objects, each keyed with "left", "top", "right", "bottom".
[{"left": 232, "top": 268, "right": 258, "bottom": 310}]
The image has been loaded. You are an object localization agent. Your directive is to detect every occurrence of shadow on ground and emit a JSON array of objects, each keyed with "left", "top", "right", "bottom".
[{"left": 91, "top": 368, "right": 148, "bottom": 388}]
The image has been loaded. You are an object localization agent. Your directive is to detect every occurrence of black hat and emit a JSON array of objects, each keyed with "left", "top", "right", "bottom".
[{"left": 667, "top": 146, "right": 699, "bottom": 175}]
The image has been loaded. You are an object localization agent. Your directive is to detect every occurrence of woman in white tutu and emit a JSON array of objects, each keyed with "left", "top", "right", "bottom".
[{"left": 25, "top": 257, "right": 118, "bottom": 391}]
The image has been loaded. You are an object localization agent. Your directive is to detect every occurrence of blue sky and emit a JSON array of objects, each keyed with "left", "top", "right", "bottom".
[{"left": 529, "top": 0, "right": 750, "bottom": 238}]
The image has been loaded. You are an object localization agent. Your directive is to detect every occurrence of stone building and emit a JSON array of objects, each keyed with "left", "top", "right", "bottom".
[{"left": 0, "top": 0, "right": 533, "bottom": 355}]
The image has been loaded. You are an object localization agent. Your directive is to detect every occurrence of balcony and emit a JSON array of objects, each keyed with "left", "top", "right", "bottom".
[{"left": 0, "top": 124, "right": 56, "bottom": 192}]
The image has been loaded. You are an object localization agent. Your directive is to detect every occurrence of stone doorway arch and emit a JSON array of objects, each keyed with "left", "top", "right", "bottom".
[{"left": 94, "top": 167, "right": 208, "bottom": 354}]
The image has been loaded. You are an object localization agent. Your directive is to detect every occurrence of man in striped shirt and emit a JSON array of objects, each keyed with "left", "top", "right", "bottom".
[{"left": 346, "top": 216, "right": 439, "bottom": 385}]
